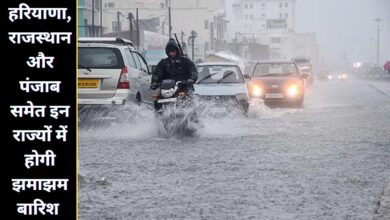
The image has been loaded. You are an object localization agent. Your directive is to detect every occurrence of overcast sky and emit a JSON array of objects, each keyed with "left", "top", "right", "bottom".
[{"left": 295, "top": 0, "right": 390, "bottom": 67}]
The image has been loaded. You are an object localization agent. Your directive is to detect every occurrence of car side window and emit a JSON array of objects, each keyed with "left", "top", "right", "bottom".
[
  {"left": 132, "top": 52, "right": 142, "bottom": 71},
  {"left": 78, "top": 47, "right": 123, "bottom": 69},
  {"left": 125, "top": 49, "right": 138, "bottom": 69},
  {"left": 134, "top": 52, "right": 149, "bottom": 74}
]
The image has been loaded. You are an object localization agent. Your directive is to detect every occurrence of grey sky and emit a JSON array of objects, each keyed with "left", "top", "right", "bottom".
[{"left": 295, "top": 0, "right": 390, "bottom": 67}]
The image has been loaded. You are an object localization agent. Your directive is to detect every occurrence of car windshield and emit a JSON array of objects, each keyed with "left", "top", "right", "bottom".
[
  {"left": 253, "top": 63, "right": 299, "bottom": 76},
  {"left": 144, "top": 50, "right": 167, "bottom": 64},
  {"left": 197, "top": 65, "right": 244, "bottom": 84},
  {"left": 78, "top": 47, "right": 122, "bottom": 69}
]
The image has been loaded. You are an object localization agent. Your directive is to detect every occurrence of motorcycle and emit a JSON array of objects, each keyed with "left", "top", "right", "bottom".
[{"left": 153, "top": 79, "right": 198, "bottom": 137}]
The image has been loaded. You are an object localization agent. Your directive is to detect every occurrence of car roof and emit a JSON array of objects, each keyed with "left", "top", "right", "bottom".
[
  {"left": 78, "top": 42, "right": 137, "bottom": 51},
  {"left": 78, "top": 37, "right": 133, "bottom": 45},
  {"left": 255, "top": 61, "right": 295, "bottom": 64},
  {"left": 197, "top": 62, "right": 239, "bottom": 66}
]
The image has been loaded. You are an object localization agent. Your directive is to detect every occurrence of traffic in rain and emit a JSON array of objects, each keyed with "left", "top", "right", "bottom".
[{"left": 77, "top": 0, "right": 390, "bottom": 219}]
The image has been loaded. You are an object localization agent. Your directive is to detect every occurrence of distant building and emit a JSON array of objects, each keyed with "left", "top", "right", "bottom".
[
  {"left": 78, "top": 0, "right": 103, "bottom": 37},
  {"left": 226, "top": 0, "right": 319, "bottom": 74},
  {"left": 100, "top": 0, "right": 227, "bottom": 60},
  {"left": 169, "top": 0, "right": 227, "bottom": 60},
  {"left": 228, "top": 0, "right": 297, "bottom": 60},
  {"left": 230, "top": 0, "right": 296, "bottom": 35}
]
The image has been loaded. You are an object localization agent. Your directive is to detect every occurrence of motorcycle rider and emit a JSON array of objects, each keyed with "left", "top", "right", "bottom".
[
  {"left": 150, "top": 38, "right": 198, "bottom": 110},
  {"left": 150, "top": 38, "right": 198, "bottom": 91}
]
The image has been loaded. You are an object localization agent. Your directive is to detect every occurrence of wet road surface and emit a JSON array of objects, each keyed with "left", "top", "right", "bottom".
[{"left": 78, "top": 79, "right": 390, "bottom": 219}]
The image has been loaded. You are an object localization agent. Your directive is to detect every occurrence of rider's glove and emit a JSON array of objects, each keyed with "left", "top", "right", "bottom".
[{"left": 187, "top": 79, "right": 195, "bottom": 85}]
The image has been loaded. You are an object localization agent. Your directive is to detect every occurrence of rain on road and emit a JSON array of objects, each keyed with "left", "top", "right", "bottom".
[{"left": 78, "top": 79, "right": 390, "bottom": 219}]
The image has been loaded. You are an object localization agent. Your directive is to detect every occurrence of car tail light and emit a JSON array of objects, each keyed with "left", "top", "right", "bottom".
[{"left": 117, "top": 66, "right": 130, "bottom": 89}]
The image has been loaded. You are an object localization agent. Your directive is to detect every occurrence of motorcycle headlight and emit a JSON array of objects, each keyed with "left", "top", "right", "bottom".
[
  {"left": 178, "top": 91, "right": 186, "bottom": 98},
  {"left": 287, "top": 84, "right": 299, "bottom": 97},
  {"left": 236, "top": 93, "right": 248, "bottom": 101},
  {"left": 161, "top": 88, "right": 175, "bottom": 98},
  {"left": 251, "top": 84, "right": 263, "bottom": 97}
]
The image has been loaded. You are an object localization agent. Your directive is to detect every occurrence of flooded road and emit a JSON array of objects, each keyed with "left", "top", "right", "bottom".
[{"left": 78, "top": 79, "right": 390, "bottom": 219}]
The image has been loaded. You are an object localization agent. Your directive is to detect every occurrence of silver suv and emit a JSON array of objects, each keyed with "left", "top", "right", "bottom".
[{"left": 78, "top": 37, "right": 154, "bottom": 106}]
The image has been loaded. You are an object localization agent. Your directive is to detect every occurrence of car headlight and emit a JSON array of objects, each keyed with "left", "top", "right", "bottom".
[
  {"left": 251, "top": 84, "right": 263, "bottom": 97},
  {"left": 236, "top": 93, "right": 248, "bottom": 101},
  {"left": 328, "top": 75, "right": 333, "bottom": 80},
  {"left": 342, "top": 74, "right": 347, "bottom": 79},
  {"left": 287, "top": 84, "right": 299, "bottom": 97},
  {"left": 161, "top": 88, "right": 175, "bottom": 98}
]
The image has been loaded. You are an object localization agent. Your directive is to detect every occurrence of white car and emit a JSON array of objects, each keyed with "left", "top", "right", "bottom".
[
  {"left": 194, "top": 62, "right": 250, "bottom": 113},
  {"left": 78, "top": 37, "right": 154, "bottom": 106}
]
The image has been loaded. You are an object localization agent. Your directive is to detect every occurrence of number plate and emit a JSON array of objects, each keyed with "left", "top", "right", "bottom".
[
  {"left": 78, "top": 79, "right": 99, "bottom": 88},
  {"left": 265, "top": 93, "right": 284, "bottom": 99},
  {"left": 157, "top": 98, "right": 177, "bottom": 103}
]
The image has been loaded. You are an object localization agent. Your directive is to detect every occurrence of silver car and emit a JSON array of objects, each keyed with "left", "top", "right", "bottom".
[
  {"left": 194, "top": 62, "right": 250, "bottom": 113},
  {"left": 78, "top": 37, "right": 154, "bottom": 106}
]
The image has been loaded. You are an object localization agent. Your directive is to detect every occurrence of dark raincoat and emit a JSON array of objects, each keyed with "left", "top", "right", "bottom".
[{"left": 151, "top": 39, "right": 198, "bottom": 86}]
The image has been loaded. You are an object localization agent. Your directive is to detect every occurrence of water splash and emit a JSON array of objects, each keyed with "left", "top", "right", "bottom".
[
  {"left": 78, "top": 103, "right": 159, "bottom": 140},
  {"left": 78, "top": 98, "right": 301, "bottom": 140}
]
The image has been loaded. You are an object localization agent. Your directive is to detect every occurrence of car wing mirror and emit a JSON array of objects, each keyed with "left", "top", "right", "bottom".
[{"left": 244, "top": 74, "right": 251, "bottom": 80}]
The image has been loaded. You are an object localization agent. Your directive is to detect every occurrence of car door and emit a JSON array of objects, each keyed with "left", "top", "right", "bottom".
[
  {"left": 124, "top": 49, "right": 143, "bottom": 101},
  {"left": 133, "top": 52, "right": 154, "bottom": 104}
]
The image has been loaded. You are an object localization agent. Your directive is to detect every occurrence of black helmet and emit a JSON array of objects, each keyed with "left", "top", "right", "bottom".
[{"left": 165, "top": 38, "right": 180, "bottom": 56}]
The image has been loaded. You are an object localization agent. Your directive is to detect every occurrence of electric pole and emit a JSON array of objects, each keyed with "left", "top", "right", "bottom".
[
  {"left": 181, "top": 31, "right": 186, "bottom": 53},
  {"left": 235, "top": 32, "right": 239, "bottom": 55},
  {"left": 136, "top": 8, "right": 140, "bottom": 48},
  {"left": 92, "top": 0, "right": 95, "bottom": 36},
  {"left": 374, "top": 17, "right": 382, "bottom": 66},
  {"left": 188, "top": 31, "right": 197, "bottom": 61},
  {"left": 100, "top": 0, "right": 103, "bottom": 36},
  {"left": 369, "top": 37, "right": 373, "bottom": 64},
  {"left": 116, "top": 11, "right": 121, "bottom": 37},
  {"left": 168, "top": 4, "right": 172, "bottom": 38},
  {"left": 162, "top": 21, "right": 165, "bottom": 35},
  {"left": 128, "top": 13, "right": 134, "bottom": 41}
]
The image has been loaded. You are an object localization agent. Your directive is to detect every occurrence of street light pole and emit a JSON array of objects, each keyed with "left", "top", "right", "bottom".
[
  {"left": 374, "top": 18, "right": 382, "bottom": 66},
  {"left": 116, "top": 11, "right": 121, "bottom": 37},
  {"left": 128, "top": 13, "right": 134, "bottom": 41},
  {"left": 92, "top": 0, "right": 95, "bottom": 36},
  {"left": 188, "top": 31, "right": 197, "bottom": 61},
  {"left": 369, "top": 37, "right": 373, "bottom": 64},
  {"left": 136, "top": 8, "right": 140, "bottom": 48},
  {"left": 168, "top": 3, "right": 172, "bottom": 38},
  {"left": 100, "top": 0, "right": 103, "bottom": 36}
]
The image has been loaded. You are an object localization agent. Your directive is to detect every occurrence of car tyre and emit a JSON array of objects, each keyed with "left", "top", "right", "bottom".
[{"left": 136, "top": 93, "right": 142, "bottom": 105}]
